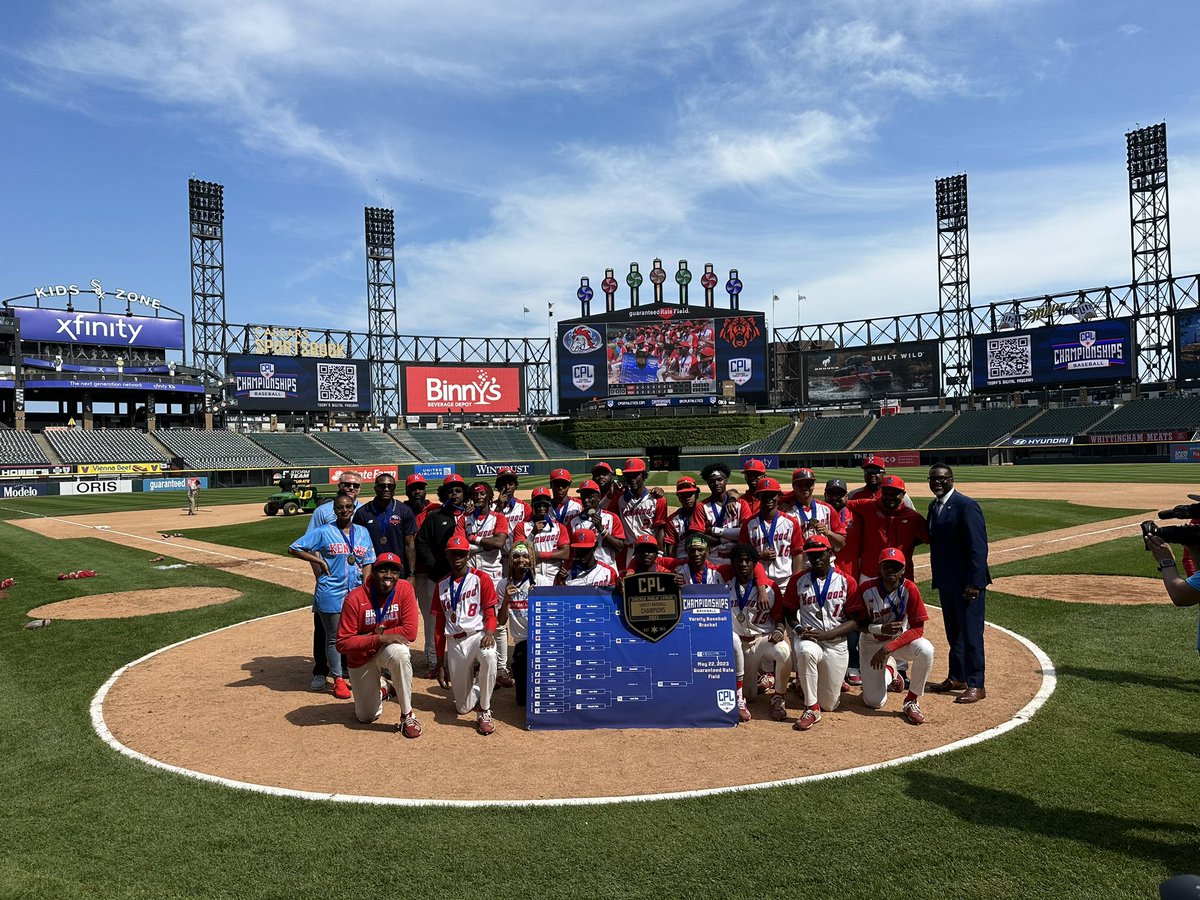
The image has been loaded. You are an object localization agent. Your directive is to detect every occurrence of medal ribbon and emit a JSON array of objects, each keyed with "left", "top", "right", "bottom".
[
  {"left": 734, "top": 578, "right": 755, "bottom": 613},
  {"left": 366, "top": 499, "right": 396, "bottom": 549},
  {"left": 553, "top": 500, "right": 572, "bottom": 524},
  {"left": 811, "top": 569, "right": 833, "bottom": 611},
  {"left": 882, "top": 585, "right": 906, "bottom": 623},
  {"left": 795, "top": 502, "right": 813, "bottom": 528},
  {"left": 368, "top": 580, "right": 397, "bottom": 630},
  {"left": 448, "top": 573, "right": 469, "bottom": 620},
  {"left": 709, "top": 498, "right": 728, "bottom": 528},
  {"left": 756, "top": 513, "right": 779, "bottom": 553},
  {"left": 692, "top": 562, "right": 709, "bottom": 585}
]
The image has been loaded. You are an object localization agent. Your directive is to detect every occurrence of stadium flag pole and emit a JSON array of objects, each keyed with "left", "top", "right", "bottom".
[
  {"left": 772, "top": 293, "right": 780, "bottom": 336},
  {"left": 797, "top": 293, "right": 806, "bottom": 327},
  {"left": 547, "top": 301, "right": 555, "bottom": 414},
  {"left": 523, "top": 305, "right": 529, "bottom": 338}
]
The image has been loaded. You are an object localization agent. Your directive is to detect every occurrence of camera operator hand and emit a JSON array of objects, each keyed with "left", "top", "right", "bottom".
[{"left": 1145, "top": 532, "right": 1200, "bottom": 611}]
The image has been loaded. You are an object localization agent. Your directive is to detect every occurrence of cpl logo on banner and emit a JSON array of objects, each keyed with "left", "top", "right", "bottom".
[
  {"left": 572, "top": 364, "right": 594, "bottom": 391},
  {"left": 563, "top": 325, "right": 603, "bottom": 354},
  {"left": 728, "top": 358, "right": 752, "bottom": 385}
]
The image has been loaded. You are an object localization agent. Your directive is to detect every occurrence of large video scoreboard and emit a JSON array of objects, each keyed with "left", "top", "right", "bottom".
[{"left": 556, "top": 303, "right": 768, "bottom": 411}]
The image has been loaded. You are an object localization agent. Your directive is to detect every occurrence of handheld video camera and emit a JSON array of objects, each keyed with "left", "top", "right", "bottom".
[
  {"left": 1157, "top": 502, "right": 1200, "bottom": 520},
  {"left": 1142, "top": 491, "right": 1200, "bottom": 547}
]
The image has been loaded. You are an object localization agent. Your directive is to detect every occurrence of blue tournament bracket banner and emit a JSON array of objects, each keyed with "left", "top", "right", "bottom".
[
  {"left": 971, "top": 318, "right": 1134, "bottom": 391},
  {"left": 227, "top": 354, "right": 372, "bottom": 412},
  {"left": 526, "top": 585, "right": 738, "bottom": 730},
  {"left": 14, "top": 307, "right": 185, "bottom": 349}
]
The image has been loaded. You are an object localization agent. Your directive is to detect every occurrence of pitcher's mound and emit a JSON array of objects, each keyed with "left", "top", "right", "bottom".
[
  {"left": 991, "top": 575, "right": 1164, "bottom": 605},
  {"left": 29, "top": 587, "right": 243, "bottom": 620}
]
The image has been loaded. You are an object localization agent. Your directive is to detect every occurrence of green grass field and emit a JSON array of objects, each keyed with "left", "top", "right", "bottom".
[{"left": 0, "top": 464, "right": 1197, "bottom": 898}]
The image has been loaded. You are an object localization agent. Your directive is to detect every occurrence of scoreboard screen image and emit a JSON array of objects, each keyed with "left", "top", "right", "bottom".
[{"left": 557, "top": 305, "right": 767, "bottom": 411}]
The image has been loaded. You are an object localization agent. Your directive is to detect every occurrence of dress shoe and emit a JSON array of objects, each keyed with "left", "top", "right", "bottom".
[
  {"left": 927, "top": 678, "right": 966, "bottom": 694},
  {"left": 955, "top": 686, "right": 986, "bottom": 704}
]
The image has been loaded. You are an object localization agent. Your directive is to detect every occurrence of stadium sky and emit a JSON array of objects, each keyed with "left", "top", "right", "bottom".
[{"left": 3, "top": 1, "right": 1199, "bottom": 350}]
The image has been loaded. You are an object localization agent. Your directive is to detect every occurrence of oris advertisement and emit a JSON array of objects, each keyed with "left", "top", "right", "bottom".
[{"left": 401, "top": 366, "right": 523, "bottom": 416}]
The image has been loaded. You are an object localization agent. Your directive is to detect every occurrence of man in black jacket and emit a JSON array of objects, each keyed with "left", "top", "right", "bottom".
[{"left": 416, "top": 474, "right": 468, "bottom": 586}]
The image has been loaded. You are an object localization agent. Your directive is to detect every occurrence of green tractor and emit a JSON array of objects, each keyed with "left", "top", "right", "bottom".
[{"left": 264, "top": 485, "right": 332, "bottom": 517}]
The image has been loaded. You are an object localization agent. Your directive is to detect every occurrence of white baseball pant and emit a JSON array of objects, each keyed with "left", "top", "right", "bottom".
[
  {"left": 738, "top": 635, "right": 792, "bottom": 700},
  {"left": 859, "top": 634, "right": 934, "bottom": 710},
  {"left": 348, "top": 642, "right": 414, "bottom": 722},
  {"left": 445, "top": 631, "right": 497, "bottom": 714},
  {"left": 494, "top": 622, "right": 510, "bottom": 672},
  {"left": 793, "top": 637, "right": 850, "bottom": 712}
]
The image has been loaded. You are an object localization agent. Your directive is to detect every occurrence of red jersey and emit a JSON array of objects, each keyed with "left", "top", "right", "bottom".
[
  {"left": 688, "top": 495, "right": 752, "bottom": 565},
  {"left": 663, "top": 504, "right": 700, "bottom": 559},
  {"left": 737, "top": 512, "right": 804, "bottom": 585},
  {"left": 846, "top": 497, "right": 928, "bottom": 580},
  {"left": 845, "top": 576, "right": 928, "bottom": 652},
  {"left": 513, "top": 517, "right": 570, "bottom": 581},
  {"left": 781, "top": 568, "right": 858, "bottom": 634},
  {"left": 335, "top": 579, "right": 421, "bottom": 670}
]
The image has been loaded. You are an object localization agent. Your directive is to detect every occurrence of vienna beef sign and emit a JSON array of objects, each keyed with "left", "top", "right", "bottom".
[{"left": 404, "top": 366, "right": 522, "bottom": 415}]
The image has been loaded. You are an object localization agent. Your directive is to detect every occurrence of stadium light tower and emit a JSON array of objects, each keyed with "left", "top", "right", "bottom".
[
  {"left": 365, "top": 207, "right": 399, "bottom": 420},
  {"left": 936, "top": 174, "right": 971, "bottom": 398},
  {"left": 1127, "top": 123, "right": 1173, "bottom": 384},
  {"left": 189, "top": 178, "right": 227, "bottom": 426}
]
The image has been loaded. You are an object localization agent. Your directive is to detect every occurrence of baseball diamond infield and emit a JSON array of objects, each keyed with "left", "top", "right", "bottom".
[{"left": 12, "top": 480, "right": 1177, "bottom": 804}]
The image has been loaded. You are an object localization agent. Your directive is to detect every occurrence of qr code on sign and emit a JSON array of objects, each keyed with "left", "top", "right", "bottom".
[
  {"left": 986, "top": 335, "right": 1032, "bottom": 381},
  {"left": 317, "top": 363, "right": 358, "bottom": 404}
]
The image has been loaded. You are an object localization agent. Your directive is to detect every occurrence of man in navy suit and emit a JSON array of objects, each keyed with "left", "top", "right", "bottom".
[{"left": 925, "top": 463, "right": 991, "bottom": 703}]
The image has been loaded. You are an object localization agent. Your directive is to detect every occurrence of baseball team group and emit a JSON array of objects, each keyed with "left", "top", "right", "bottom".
[{"left": 285, "top": 454, "right": 991, "bottom": 738}]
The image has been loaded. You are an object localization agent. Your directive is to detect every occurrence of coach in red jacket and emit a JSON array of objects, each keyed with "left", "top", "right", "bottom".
[
  {"left": 846, "top": 475, "right": 929, "bottom": 581},
  {"left": 336, "top": 552, "right": 423, "bottom": 738}
]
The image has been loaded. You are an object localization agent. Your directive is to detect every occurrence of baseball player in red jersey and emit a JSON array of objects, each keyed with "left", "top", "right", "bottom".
[
  {"left": 726, "top": 542, "right": 792, "bottom": 722},
  {"left": 513, "top": 487, "right": 570, "bottom": 582},
  {"left": 825, "top": 476, "right": 863, "bottom": 688},
  {"left": 607, "top": 457, "right": 668, "bottom": 567},
  {"left": 781, "top": 535, "right": 859, "bottom": 731},
  {"left": 335, "top": 552, "right": 423, "bottom": 737},
  {"left": 622, "top": 533, "right": 676, "bottom": 576},
  {"left": 741, "top": 458, "right": 768, "bottom": 516},
  {"left": 567, "top": 480, "right": 627, "bottom": 569},
  {"left": 493, "top": 468, "right": 532, "bottom": 564},
  {"left": 778, "top": 468, "right": 847, "bottom": 559},
  {"left": 555, "top": 530, "right": 620, "bottom": 586},
  {"left": 690, "top": 462, "right": 752, "bottom": 566},
  {"left": 434, "top": 534, "right": 500, "bottom": 734},
  {"left": 404, "top": 472, "right": 442, "bottom": 677},
  {"left": 848, "top": 455, "right": 916, "bottom": 509},
  {"left": 845, "top": 547, "right": 934, "bottom": 725},
  {"left": 736, "top": 477, "right": 803, "bottom": 585},
  {"left": 846, "top": 475, "right": 928, "bottom": 581},
  {"left": 662, "top": 476, "right": 702, "bottom": 559}
]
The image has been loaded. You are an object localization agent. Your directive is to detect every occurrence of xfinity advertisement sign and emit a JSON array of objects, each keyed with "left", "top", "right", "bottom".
[{"left": 14, "top": 307, "right": 185, "bottom": 349}]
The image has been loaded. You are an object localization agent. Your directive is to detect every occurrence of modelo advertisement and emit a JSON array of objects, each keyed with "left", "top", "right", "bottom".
[
  {"left": 556, "top": 306, "right": 768, "bottom": 411},
  {"left": 59, "top": 479, "right": 134, "bottom": 496},
  {"left": 971, "top": 319, "right": 1134, "bottom": 391},
  {"left": 0, "top": 482, "right": 53, "bottom": 498},
  {"left": 14, "top": 307, "right": 185, "bottom": 349},
  {"left": 803, "top": 341, "right": 939, "bottom": 403},
  {"left": 402, "top": 366, "right": 522, "bottom": 416},
  {"left": 227, "top": 355, "right": 372, "bottom": 412}
]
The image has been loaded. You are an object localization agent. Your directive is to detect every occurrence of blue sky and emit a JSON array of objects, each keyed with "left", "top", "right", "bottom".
[{"left": 3, "top": 0, "right": 1199, "bottom": 347}]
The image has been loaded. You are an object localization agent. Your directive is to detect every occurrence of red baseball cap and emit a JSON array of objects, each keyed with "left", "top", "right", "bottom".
[
  {"left": 634, "top": 534, "right": 660, "bottom": 547},
  {"left": 881, "top": 475, "right": 907, "bottom": 492},
  {"left": 445, "top": 534, "right": 471, "bottom": 553},
  {"left": 675, "top": 476, "right": 700, "bottom": 494},
  {"left": 570, "top": 530, "right": 598, "bottom": 549},
  {"left": 756, "top": 476, "right": 782, "bottom": 494},
  {"left": 530, "top": 486, "right": 553, "bottom": 502},
  {"left": 862, "top": 455, "right": 887, "bottom": 470},
  {"left": 405, "top": 473, "right": 426, "bottom": 488},
  {"left": 374, "top": 551, "right": 405, "bottom": 570},
  {"left": 742, "top": 458, "right": 767, "bottom": 474},
  {"left": 591, "top": 461, "right": 613, "bottom": 474},
  {"left": 792, "top": 468, "right": 816, "bottom": 482},
  {"left": 494, "top": 467, "right": 518, "bottom": 483},
  {"left": 803, "top": 534, "right": 832, "bottom": 552},
  {"left": 879, "top": 547, "right": 906, "bottom": 566},
  {"left": 623, "top": 457, "right": 647, "bottom": 472},
  {"left": 550, "top": 468, "right": 572, "bottom": 483},
  {"left": 443, "top": 473, "right": 465, "bottom": 485},
  {"left": 578, "top": 479, "right": 600, "bottom": 494}
]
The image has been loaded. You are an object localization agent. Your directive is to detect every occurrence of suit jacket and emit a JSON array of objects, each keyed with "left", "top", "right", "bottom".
[{"left": 927, "top": 490, "right": 991, "bottom": 592}]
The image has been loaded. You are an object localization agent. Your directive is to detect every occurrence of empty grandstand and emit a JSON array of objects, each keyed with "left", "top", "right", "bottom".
[
  {"left": 922, "top": 407, "right": 1040, "bottom": 449},
  {"left": 1012, "top": 405, "right": 1115, "bottom": 437},
  {"left": 741, "top": 424, "right": 795, "bottom": 455},
  {"left": 854, "top": 411, "right": 953, "bottom": 451},
  {"left": 248, "top": 433, "right": 350, "bottom": 466},
  {"left": 315, "top": 431, "right": 418, "bottom": 464},
  {"left": 0, "top": 429, "right": 51, "bottom": 465},
  {"left": 155, "top": 430, "right": 282, "bottom": 470},
  {"left": 45, "top": 428, "right": 168, "bottom": 464},
  {"left": 1087, "top": 396, "right": 1200, "bottom": 434},
  {"left": 463, "top": 428, "right": 543, "bottom": 461},
  {"left": 785, "top": 416, "right": 871, "bottom": 453},
  {"left": 395, "top": 429, "right": 482, "bottom": 462}
]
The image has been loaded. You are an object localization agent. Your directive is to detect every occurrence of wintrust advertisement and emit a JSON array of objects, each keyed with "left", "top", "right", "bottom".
[{"left": 402, "top": 366, "right": 522, "bottom": 415}]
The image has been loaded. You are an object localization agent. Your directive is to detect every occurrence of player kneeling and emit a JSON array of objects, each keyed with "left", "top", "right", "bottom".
[
  {"left": 846, "top": 547, "right": 934, "bottom": 725},
  {"left": 728, "top": 543, "right": 793, "bottom": 723},
  {"left": 335, "top": 552, "right": 422, "bottom": 738},
  {"left": 435, "top": 535, "right": 500, "bottom": 735},
  {"left": 781, "top": 535, "right": 858, "bottom": 731}
]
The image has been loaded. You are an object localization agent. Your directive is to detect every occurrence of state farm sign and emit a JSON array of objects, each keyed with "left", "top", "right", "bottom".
[{"left": 404, "top": 366, "right": 522, "bottom": 415}]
